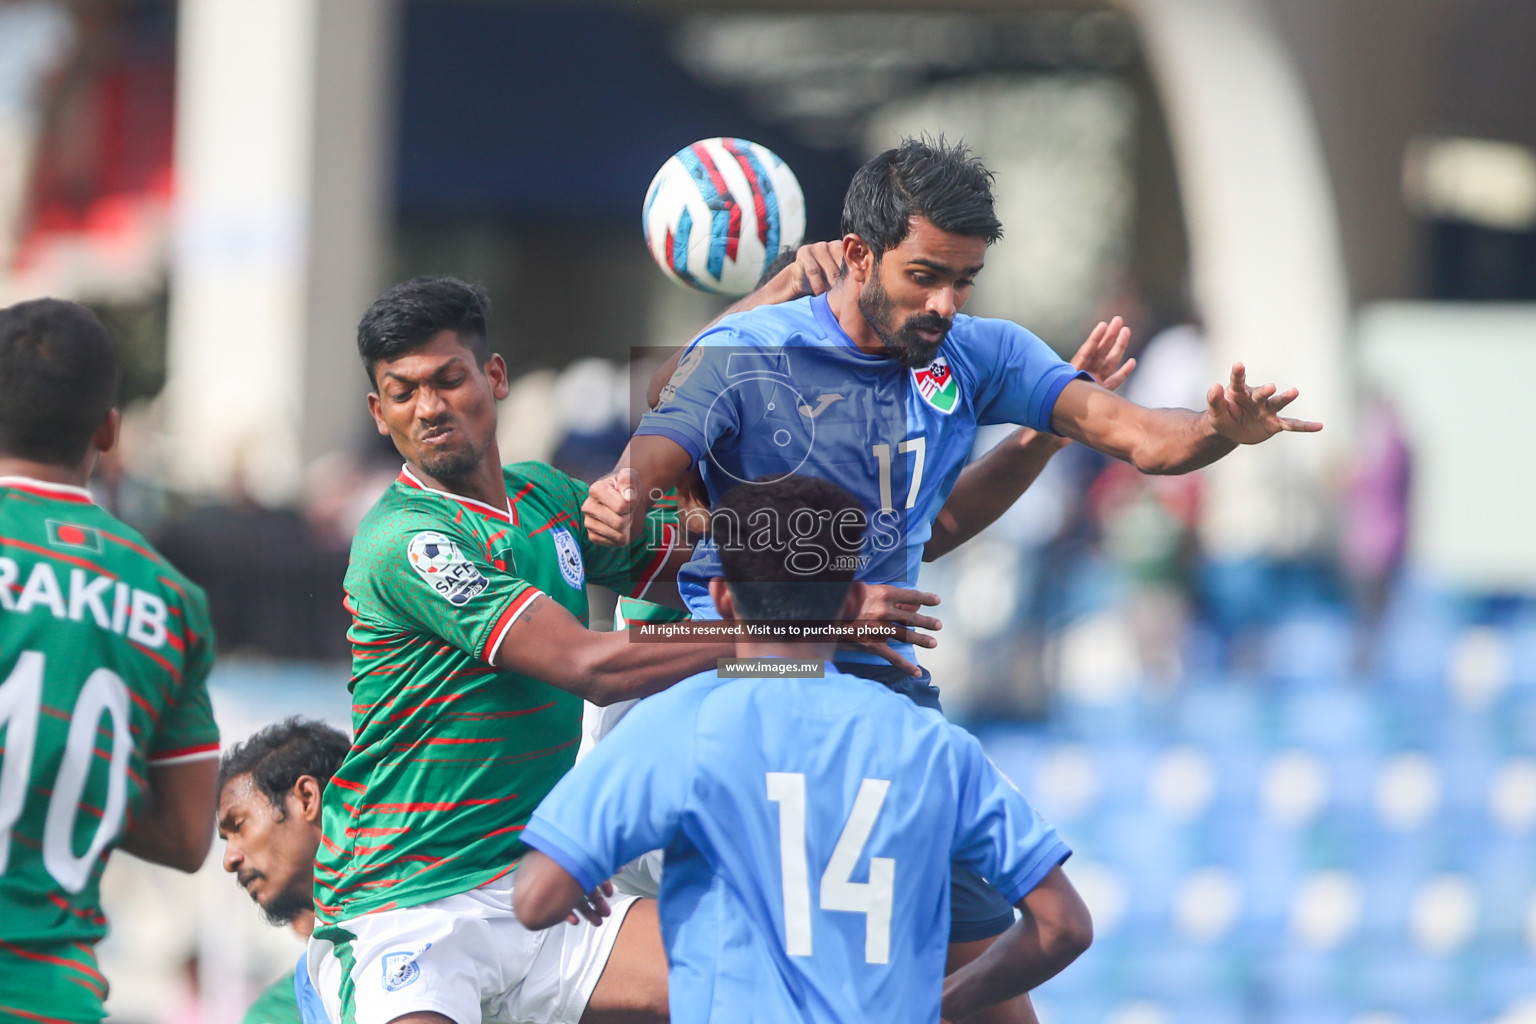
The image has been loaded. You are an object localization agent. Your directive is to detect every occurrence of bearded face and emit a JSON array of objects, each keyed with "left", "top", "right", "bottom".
[{"left": 857, "top": 263, "right": 953, "bottom": 368}]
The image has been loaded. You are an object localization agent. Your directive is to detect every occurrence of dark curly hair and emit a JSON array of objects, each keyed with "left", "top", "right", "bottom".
[{"left": 218, "top": 717, "right": 350, "bottom": 817}]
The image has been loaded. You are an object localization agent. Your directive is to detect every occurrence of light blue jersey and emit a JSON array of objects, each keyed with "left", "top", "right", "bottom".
[
  {"left": 522, "top": 665, "right": 1069, "bottom": 1024},
  {"left": 635, "top": 294, "right": 1085, "bottom": 660}
]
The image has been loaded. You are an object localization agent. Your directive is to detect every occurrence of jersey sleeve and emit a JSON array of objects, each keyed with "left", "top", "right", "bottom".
[
  {"left": 949, "top": 725, "right": 1071, "bottom": 906},
  {"left": 522, "top": 687, "right": 699, "bottom": 891},
  {"left": 634, "top": 329, "right": 744, "bottom": 464},
  {"left": 147, "top": 583, "right": 220, "bottom": 765},
  {"left": 560, "top": 472, "right": 683, "bottom": 599},
  {"left": 970, "top": 321, "right": 1091, "bottom": 432},
  {"left": 357, "top": 512, "right": 541, "bottom": 665}
]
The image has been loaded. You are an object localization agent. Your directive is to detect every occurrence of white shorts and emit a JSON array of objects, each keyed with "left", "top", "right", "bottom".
[
  {"left": 307, "top": 878, "right": 638, "bottom": 1024},
  {"left": 579, "top": 700, "right": 665, "bottom": 899}
]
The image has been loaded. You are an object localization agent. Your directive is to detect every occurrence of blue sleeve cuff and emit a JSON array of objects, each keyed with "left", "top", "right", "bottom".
[
  {"left": 998, "top": 836, "right": 1073, "bottom": 906},
  {"left": 633, "top": 421, "right": 707, "bottom": 465},
  {"left": 1033, "top": 369, "right": 1092, "bottom": 435},
  {"left": 522, "top": 819, "right": 605, "bottom": 894}
]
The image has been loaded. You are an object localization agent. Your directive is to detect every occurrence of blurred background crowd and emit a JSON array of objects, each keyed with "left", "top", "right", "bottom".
[{"left": 2, "top": 0, "right": 1534, "bottom": 1022}]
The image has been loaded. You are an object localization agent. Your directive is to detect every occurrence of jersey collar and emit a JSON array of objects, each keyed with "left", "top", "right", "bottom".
[
  {"left": 0, "top": 475, "right": 95, "bottom": 505},
  {"left": 396, "top": 465, "right": 513, "bottom": 523}
]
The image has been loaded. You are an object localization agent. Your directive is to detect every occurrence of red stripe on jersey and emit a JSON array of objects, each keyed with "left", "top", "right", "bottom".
[
  {"left": 0, "top": 940, "right": 106, "bottom": 983},
  {"left": 0, "top": 478, "right": 93, "bottom": 504},
  {"left": 630, "top": 522, "right": 678, "bottom": 599},
  {"left": 0, "top": 537, "right": 116, "bottom": 578},
  {"left": 345, "top": 826, "right": 410, "bottom": 837},
  {"left": 148, "top": 741, "right": 219, "bottom": 764},
  {"left": 131, "top": 641, "right": 180, "bottom": 684},
  {"left": 46, "top": 892, "right": 106, "bottom": 926},
  {"left": 125, "top": 688, "right": 159, "bottom": 723},
  {"left": 480, "top": 588, "right": 541, "bottom": 664},
  {"left": 329, "top": 776, "right": 367, "bottom": 793},
  {"left": 526, "top": 511, "right": 572, "bottom": 537},
  {"left": 444, "top": 702, "right": 556, "bottom": 721},
  {"left": 358, "top": 795, "right": 517, "bottom": 814},
  {"left": 385, "top": 692, "right": 466, "bottom": 721},
  {"left": 482, "top": 824, "right": 526, "bottom": 838},
  {"left": 506, "top": 481, "right": 536, "bottom": 526},
  {"left": 0, "top": 1002, "right": 92, "bottom": 1024}
]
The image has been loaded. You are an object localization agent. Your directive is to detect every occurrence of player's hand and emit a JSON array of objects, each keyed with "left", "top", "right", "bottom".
[
  {"left": 1204, "top": 362, "right": 1323, "bottom": 445},
  {"left": 844, "top": 585, "right": 942, "bottom": 678},
  {"left": 785, "top": 241, "right": 845, "bottom": 299},
  {"left": 583, "top": 468, "right": 646, "bottom": 547},
  {"left": 566, "top": 879, "right": 615, "bottom": 926},
  {"left": 1074, "top": 315, "right": 1135, "bottom": 392}
]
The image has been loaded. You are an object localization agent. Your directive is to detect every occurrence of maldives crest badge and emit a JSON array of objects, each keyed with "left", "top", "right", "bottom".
[{"left": 913, "top": 356, "right": 959, "bottom": 414}]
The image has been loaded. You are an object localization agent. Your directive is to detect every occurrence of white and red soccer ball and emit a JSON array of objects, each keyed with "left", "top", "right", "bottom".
[{"left": 642, "top": 138, "right": 806, "bottom": 298}]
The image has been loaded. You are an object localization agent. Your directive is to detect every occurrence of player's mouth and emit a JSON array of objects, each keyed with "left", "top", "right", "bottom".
[
  {"left": 418, "top": 426, "right": 456, "bottom": 447},
  {"left": 237, "top": 870, "right": 264, "bottom": 897}
]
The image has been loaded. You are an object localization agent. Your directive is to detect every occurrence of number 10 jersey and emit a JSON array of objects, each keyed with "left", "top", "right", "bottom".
[{"left": 0, "top": 477, "right": 219, "bottom": 947}]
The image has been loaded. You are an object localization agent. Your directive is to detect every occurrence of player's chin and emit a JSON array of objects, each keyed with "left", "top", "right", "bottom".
[{"left": 416, "top": 443, "right": 481, "bottom": 480}]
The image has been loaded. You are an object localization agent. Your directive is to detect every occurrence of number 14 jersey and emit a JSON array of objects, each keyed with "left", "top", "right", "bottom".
[
  {"left": 523, "top": 665, "right": 1070, "bottom": 1024},
  {"left": 0, "top": 477, "right": 219, "bottom": 946}
]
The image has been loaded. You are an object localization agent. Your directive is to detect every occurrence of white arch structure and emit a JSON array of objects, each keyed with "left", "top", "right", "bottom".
[{"left": 1129, "top": 0, "right": 1351, "bottom": 557}]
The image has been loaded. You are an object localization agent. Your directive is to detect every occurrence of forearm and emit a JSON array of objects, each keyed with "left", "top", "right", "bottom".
[
  {"left": 925, "top": 429, "right": 1069, "bottom": 561},
  {"left": 544, "top": 628, "right": 730, "bottom": 706},
  {"left": 119, "top": 761, "right": 218, "bottom": 872},
  {"left": 1126, "top": 407, "right": 1236, "bottom": 475},
  {"left": 940, "top": 916, "right": 1083, "bottom": 1021},
  {"left": 513, "top": 850, "right": 587, "bottom": 929}
]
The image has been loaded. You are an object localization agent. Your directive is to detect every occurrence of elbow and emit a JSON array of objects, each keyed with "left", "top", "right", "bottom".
[
  {"left": 512, "top": 893, "right": 565, "bottom": 931},
  {"left": 165, "top": 832, "right": 214, "bottom": 873},
  {"left": 1043, "top": 907, "right": 1093, "bottom": 969}
]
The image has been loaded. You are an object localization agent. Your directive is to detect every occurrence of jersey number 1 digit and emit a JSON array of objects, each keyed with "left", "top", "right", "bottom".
[
  {"left": 767, "top": 771, "right": 895, "bottom": 964},
  {"left": 872, "top": 437, "right": 926, "bottom": 513},
  {"left": 0, "top": 652, "right": 134, "bottom": 891}
]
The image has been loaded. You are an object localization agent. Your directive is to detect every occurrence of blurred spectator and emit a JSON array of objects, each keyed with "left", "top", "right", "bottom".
[{"left": 1342, "top": 394, "right": 1412, "bottom": 666}]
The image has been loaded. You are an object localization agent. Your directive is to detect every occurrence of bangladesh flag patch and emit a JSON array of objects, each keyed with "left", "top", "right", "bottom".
[
  {"left": 46, "top": 519, "right": 102, "bottom": 553},
  {"left": 912, "top": 356, "right": 959, "bottom": 414}
]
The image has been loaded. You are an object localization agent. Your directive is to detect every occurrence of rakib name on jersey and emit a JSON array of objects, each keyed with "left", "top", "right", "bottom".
[
  {"left": 551, "top": 528, "right": 585, "bottom": 590},
  {"left": 0, "top": 556, "right": 169, "bottom": 647},
  {"left": 406, "top": 531, "right": 488, "bottom": 606},
  {"left": 913, "top": 355, "right": 959, "bottom": 414}
]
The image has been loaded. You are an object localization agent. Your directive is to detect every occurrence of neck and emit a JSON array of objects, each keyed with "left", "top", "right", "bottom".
[
  {"left": 407, "top": 444, "right": 507, "bottom": 510},
  {"left": 291, "top": 908, "right": 315, "bottom": 940},
  {"left": 734, "top": 640, "right": 839, "bottom": 664},
  {"left": 826, "top": 277, "right": 886, "bottom": 357},
  {"left": 0, "top": 457, "right": 90, "bottom": 489}
]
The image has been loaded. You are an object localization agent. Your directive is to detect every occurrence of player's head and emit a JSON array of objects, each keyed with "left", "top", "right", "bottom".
[
  {"left": 357, "top": 276, "right": 509, "bottom": 484},
  {"left": 709, "top": 475, "right": 867, "bottom": 625},
  {"left": 0, "top": 298, "right": 119, "bottom": 470},
  {"left": 840, "top": 137, "right": 1000, "bottom": 367},
  {"left": 218, "top": 717, "right": 350, "bottom": 927}
]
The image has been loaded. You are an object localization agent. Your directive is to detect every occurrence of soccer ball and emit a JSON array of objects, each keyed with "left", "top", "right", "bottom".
[
  {"left": 408, "top": 532, "right": 459, "bottom": 575},
  {"left": 642, "top": 138, "right": 806, "bottom": 298}
]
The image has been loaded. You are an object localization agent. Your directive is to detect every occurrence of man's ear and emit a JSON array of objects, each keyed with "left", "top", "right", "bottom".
[
  {"left": 291, "top": 776, "right": 325, "bottom": 824},
  {"left": 708, "top": 578, "right": 736, "bottom": 622},
  {"left": 91, "top": 408, "right": 120, "bottom": 456},
  {"left": 843, "top": 234, "right": 874, "bottom": 285},
  {"left": 486, "top": 354, "right": 510, "bottom": 401},
  {"left": 366, "top": 392, "right": 390, "bottom": 436}
]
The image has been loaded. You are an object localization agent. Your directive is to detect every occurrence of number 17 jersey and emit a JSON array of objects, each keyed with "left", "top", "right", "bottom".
[{"left": 0, "top": 477, "right": 220, "bottom": 946}]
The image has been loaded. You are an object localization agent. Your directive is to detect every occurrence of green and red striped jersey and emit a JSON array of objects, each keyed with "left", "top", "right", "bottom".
[
  {"left": 0, "top": 476, "right": 219, "bottom": 946},
  {"left": 317, "top": 462, "right": 679, "bottom": 922}
]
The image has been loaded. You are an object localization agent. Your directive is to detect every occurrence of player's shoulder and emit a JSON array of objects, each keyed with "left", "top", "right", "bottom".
[
  {"left": 947, "top": 313, "right": 1047, "bottom": 360},
  {"left": 700, "top": 295, "right": 818, "bottom": 349},
  {"left": 502, "top": 460, "right": 580, "bottom": 500}
]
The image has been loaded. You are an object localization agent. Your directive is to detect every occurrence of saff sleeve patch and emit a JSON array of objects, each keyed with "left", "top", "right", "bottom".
[{"left": 406, "top": 531, "right": 489, "bottom": 606}]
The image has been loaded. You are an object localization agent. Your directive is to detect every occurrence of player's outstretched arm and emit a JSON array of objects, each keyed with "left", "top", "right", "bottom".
[
  {"left": 495, "top": 591, "right": 729, "bottom": 705},
  {"left": 926, "top": 318, "right": 1135, "bottom": 561},
  {"left": 119, "top": 758, "right": 219, "bottom": 873},
  {"left": 940, "top": 867, "right": 1093, "bottom": 1022},
  {"left": 1050, "top": 362, "right": 1321, "bottom": 476},
  {"left": 513, "top": 850, "right": 616, "bottom": 930},
  {"left": 584, "top": 436, "right": 695, "bottom": 548}
]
